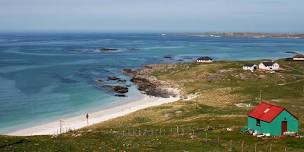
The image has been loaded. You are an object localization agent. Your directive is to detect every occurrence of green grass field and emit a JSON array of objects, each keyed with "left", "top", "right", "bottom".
[{"left": 1, "top": 60, "right": 304, "bottom": 151}]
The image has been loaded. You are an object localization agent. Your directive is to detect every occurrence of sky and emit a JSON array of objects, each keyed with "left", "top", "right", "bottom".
[{"left": 0, "top": 0, "right": 303, "bottom": 33}]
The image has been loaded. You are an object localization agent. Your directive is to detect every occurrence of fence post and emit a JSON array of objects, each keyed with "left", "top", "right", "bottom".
[
  {"left": 241, "top": 140, "right": 244, "bottom": 152},
  {"left": 217, "top": 136, "right": 220, "bottom": 146},
  {"left": 205, "top": 132, "right": 208, "bottom": 143},
  {"left": 229, "top": 140, "right": 232, "bottom": 152}
]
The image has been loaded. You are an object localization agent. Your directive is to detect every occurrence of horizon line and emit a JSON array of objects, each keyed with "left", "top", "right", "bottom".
[{"left": 0, "top": 31, "right": 304, "bottom": 34}]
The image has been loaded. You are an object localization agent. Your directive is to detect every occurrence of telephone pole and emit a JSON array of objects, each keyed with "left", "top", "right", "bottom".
[
  {"left": 259, "top": 90, "right": 262, "bottom": 101},
  {"left": 60, "top": 120, "right": 63, "bottom": 134}
]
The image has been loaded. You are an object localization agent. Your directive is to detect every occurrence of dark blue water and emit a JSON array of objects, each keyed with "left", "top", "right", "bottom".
[{"left": 0, "top": 33, "right": 303, "bottom": 133}]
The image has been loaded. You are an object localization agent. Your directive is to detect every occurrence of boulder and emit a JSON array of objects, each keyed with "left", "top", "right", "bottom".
[{"left": 112, "top": 86, "right": 128, "bottom": 94}]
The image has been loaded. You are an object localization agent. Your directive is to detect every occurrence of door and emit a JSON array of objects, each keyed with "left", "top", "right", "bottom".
[{"left": 281, "top": 121, "right": 287, "bottom": 135}]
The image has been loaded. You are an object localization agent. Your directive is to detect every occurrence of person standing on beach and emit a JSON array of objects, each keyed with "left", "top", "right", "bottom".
[{"left": 86, "top": 113, "right": 89, "bottom": 125}]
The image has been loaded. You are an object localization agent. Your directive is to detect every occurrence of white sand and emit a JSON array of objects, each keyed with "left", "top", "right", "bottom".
[{"left": 7, "top": 95, "right": 180, "bottom": 136}]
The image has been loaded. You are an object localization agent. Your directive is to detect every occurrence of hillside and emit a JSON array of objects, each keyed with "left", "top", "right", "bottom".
[{"left": 1, "top": 60, "right": 304, "bottom": 151}]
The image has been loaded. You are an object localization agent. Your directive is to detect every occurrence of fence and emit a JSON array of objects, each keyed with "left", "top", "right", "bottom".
[{"left": 50, "top": 126, "right": 292, "bottom": 152}]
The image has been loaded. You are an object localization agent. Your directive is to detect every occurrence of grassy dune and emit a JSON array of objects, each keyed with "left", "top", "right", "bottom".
[{"left": 1, "top": 60, "right": 304, "bottom": 151}]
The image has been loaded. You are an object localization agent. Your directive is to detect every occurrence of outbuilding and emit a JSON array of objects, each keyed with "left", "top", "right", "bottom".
[
  {"left": 243, "top": 64, "right": 257, "bottom": 71},
  {"left": 196, "top": 56, "right": 213, "bottom": 63},
  {"left": 292, "top": 54, "right": 304, "bottom": 61},
  {"left": 247, "top": 102, "right": 299, "bottom": 136},
  {"left": 258, "top": 61, "right": 280, "bottom": 71}
]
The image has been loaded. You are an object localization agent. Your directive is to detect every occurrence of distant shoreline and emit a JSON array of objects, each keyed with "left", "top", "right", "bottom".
[{"left": 180, "top": 32, "right": 304, "bottom": 39}]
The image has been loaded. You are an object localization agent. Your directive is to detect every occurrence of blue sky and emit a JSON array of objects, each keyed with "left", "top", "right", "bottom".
[{"left": 0, "top": 0, "right": 303, "bottom": 33}]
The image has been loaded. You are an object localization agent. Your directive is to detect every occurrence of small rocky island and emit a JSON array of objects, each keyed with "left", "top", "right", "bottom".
[{"left": 99, "top": 48, "right": 119, "bottom": 51}]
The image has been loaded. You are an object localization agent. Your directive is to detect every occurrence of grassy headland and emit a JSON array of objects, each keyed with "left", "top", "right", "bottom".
[{"left": 1, "top": 60, "right": 304, "bottom": 151}]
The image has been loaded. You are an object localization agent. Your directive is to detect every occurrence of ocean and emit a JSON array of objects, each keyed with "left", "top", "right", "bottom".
[{"left": 0, "top": 33, "right": 303, "bottom": 133}]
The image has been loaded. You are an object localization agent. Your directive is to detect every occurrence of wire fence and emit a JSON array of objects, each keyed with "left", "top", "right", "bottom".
[{"left": 45, "top": 126, "right": 296, "bottom": 152}]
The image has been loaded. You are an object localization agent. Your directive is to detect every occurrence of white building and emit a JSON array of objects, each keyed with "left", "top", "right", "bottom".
[
  {"left": 293, "top": 54, "right": 304, "bottom": 61},
  {"left": 258, "top": 61, "right": 280, "bottom": 71},
  {"left": 196, "top": 56, "right": 213, "bottom": 63},
  {"left": 243, "top": 64, "right": 257, "bottom": 71}
]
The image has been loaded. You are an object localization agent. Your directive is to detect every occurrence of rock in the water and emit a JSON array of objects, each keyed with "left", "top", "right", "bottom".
[
  {"left": 95, "top": 79, "right": 103, "bottom": 83},
  {"left": 108, "top": 76, "right": 120, "bottom": 81},
  {"left": 115, "top": 94, "right": 127, "bottom": 97},
  {"left": 127, "top": 48, "right": 139, "bottom": 51},
  {"left": 99, "top": 48, "right": 119, "bottom": 51},
  {"left": 163, "top": 55, "right": 173, "bottom": 59},
  {"left": 112, "top": 86, "right": 128, "bottom": 94},
  {"left": 117, "top": 79, "right": 127, "bottom": 83}
]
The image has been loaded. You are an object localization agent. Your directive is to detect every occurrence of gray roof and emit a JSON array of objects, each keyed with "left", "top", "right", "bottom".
[
  {"left": 197, "top": 56, "right": 212, "bottom": 60},
  {"left": 243, "top": 64, "right": 256, "bottom": 67},
  {"left": 293, "top": 54, "right": 304, "bottom": 58},
  {"left": 262, "top": 61, "right": 275, "bottom": 66}
]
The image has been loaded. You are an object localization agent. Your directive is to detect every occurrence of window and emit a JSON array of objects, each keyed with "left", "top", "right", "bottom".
[{"left": 256, "top": 119, "right": 261, "bottom": 126}]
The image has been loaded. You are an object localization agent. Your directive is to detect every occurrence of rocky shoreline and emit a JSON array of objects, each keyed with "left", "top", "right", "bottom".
[
  {"left": 93, "top": 64, "right": 180, "bottom": 98},
  {"left": 122, "top": 65, "right": 180, "bottom": 98}
]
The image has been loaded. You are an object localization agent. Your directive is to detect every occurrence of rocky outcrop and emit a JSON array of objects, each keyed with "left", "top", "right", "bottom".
[
  {"left": 125, "top": 65, "right": 180, "bottom": 98},
  {"left": 122, "top": 69, "right": 137, "bottom": 77},
  {"left": 131, "top": 76, "right": 177, "bottom": 98},
  {"left": 98, "top": 65, "right": 180, "bottom": 98}
]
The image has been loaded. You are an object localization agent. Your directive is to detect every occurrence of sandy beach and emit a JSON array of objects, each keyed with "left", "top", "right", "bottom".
[{"left": 7, "top": 94, "right": 180, "bottom": 136}]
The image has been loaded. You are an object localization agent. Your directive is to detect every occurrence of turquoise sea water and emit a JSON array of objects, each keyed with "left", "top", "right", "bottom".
[{"left": 0, "top": 33, "right": 303, "bottom": 133}]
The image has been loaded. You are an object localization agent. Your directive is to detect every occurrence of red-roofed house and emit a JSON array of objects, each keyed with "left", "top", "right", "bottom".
[{"left": 247, "top": 102, "right": 299, "bottom": 136}]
